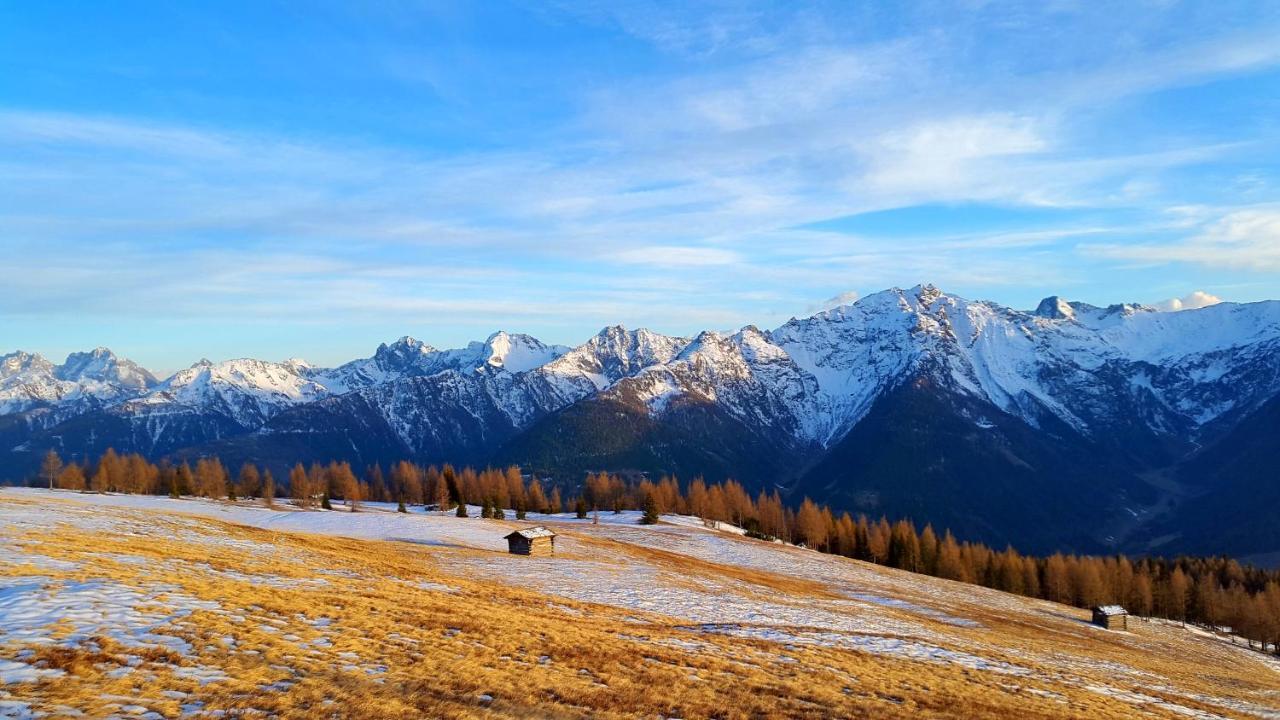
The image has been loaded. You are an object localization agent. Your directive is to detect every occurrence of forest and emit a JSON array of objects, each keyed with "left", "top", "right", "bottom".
[{"left": 33, "top": 448, "right": 1280, "bottom": 654}]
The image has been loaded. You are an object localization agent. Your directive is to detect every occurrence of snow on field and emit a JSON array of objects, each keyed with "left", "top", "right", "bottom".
[
  {"left": 0, "top": 575, "right": 217, "bottom": 654},
  {"left": 683, "top": 624, "right": 1030, "bottom": 676},
  {"left": 5, "top": 489, "right": 509, "bottom": 551},
  {"left": 2, "top": 488, "right": 1278, "bottom": 720},
  {"left": 2, "top": 490, "right": 987, "bottom": 666},
  {"left": 0, "top": 699, "right": 38, "bottom": 720}
]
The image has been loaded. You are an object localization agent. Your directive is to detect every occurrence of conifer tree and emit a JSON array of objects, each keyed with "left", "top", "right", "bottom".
[
  {"left": 321, "top": 493, "right": 332, "bottom": 510},
  {"left": 853, "top": 516, "right": 871, "bottom": 561},
  {"left": 397, "top": 498, "right": 407, "bottom": 513},
  {"left": 493, "top": 503, "right": 505, "bottom": 521},
  {"left": 575, "top": 497, "right": 587, "bottom": 519},
  {"left": 640, "top": 493, "right": 659, "bottom": 525},
  {"left": 362, "top": 464, "right": 382, "bottom": 503},
  {"left": 515, "top": 501, "right": 526, "bottom": 520},
  {"left": 456, "top": 500, "right": 468, "bottom": 518},
  {"left": 443, "top": 464, "right": 461, "bottom": 506},
  {"left": 177, "top": 462, "right": 195, "bottom": 497}
]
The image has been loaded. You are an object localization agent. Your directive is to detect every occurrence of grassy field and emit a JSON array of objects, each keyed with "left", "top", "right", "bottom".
[{"left": 1, "top": 490, "right": 1277, "bottom": 719}]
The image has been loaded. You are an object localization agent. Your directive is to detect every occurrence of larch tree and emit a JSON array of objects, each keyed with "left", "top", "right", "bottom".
[
  {"left": 290, "top": 463, "right": 310, "bottom": 508},
  {"left": 90, "top": 450, "right": 117, "bottom": 493},
  {"left": 526, "top": 478, "right": 547, "bottom": 516},
  {"left": 262, "top": 469, "right": 276, "bottom": 508},
  {"left": 436, "top": 475, "right": 450, "bottom": 515},
  {"left": 935, "top": 531, "right": 965, "bottom": 581},
  {"left": 194, "top": 458, "right": 228, "bottom": 499},
  {"left": 1168, "top": 567, "right": 1190, "bottom": 625},
  {"left": 56, "top": 463, "right": 86, "bottom": 491},
  {"left": 687, "top": 478, "right": 709, "bottom": 519},
  {"left": 238, "top": 463, "right": 261, "bottom": 499},
  {"left": 40, "top": 449, "right": 63, "bottom": 491},
  {"left": 1131, "top": 572, "right": 1154, "bottom": 618},
  {"left": 796, "top": 498, "right": 828, "bottom": 550},
  {"left": 919, "top": 524, "right": 940, "bottom": 576}
]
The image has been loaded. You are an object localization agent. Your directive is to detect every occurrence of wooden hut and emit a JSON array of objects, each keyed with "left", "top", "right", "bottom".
[
  {"left": 505, "top": 526, "right": 556, "bottom": 556},
  {"left": 1091, "top": 605, "right": 1128, "bottom": 630}
]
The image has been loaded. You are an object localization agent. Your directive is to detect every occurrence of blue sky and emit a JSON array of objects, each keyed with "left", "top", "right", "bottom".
[{"left": 3, "top": 1, "right": 1280, "bottom": 373}]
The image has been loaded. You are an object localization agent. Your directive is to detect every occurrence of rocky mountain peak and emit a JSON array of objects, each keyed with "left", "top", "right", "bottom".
[{"left": 1035, "top": 296, "right": 1075, "bottom": 320}]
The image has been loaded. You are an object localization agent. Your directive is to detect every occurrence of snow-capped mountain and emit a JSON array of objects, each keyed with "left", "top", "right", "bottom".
[
  {"left": 4, "top": 285, "right": 1279, "bottom": 557},
  {"left": 0, "top": 348, "right": 158, "bottom": 417}
]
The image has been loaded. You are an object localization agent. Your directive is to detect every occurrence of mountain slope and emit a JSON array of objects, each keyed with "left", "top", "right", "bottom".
[
  {"left": 3, "top": 286, "right": 1279, "bottom": 557},
  {"left": 791, "top": 375, "right": 1156, "bottom": 554},
  {"left": 1145, "top": 394, "right": 1280, "bottom": 559}
]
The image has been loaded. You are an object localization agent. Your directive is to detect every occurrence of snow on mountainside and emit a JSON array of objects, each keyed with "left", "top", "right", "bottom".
[
  {"left": 537, "top": 325, "right": 688, "bottom": 396},
  {"left": 6, "top": 285, "right": 1280, "bottom": 558},
  {"left": 4, "top": 285, "right": 1280, "bottom": 464},
  {"left": 138, "top": 358, "right": 331, "bottom": 429},
  {"left": 0, "top": 348, "right": 158, "bottom": 416}
]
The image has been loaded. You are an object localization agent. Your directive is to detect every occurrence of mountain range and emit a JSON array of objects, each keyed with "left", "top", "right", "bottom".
[{"left": 4, "top": 284, "right": 1278, "bottom": 559}]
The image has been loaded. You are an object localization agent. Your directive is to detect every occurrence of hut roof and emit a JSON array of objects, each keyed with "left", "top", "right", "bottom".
[
  {"left": 1093, "top": 605, "right": 1127, "bottom": 616},
  {"left": 505, "top": 526, "right": 556, "bottom": 540}
]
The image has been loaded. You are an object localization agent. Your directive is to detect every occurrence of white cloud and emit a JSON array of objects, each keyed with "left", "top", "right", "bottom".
[
  {"left": 811, "top": 291, "right": 860, "bottom": 312},
  {"left": 1154, "top": 291, "right": 1223, "bottom": 312},
  {"left": 1087, "top": 208, "right": 1280, "bottom": 272},
  {"left": 859, "top": 113, "right": 1049, "bottom": 202}
]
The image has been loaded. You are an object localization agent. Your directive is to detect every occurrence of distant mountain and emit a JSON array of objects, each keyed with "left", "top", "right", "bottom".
[{"left": 3, "top": 285, "right": 1279, "bottom": 557}]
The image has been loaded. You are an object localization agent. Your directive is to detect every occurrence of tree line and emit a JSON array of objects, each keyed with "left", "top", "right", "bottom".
[{"left": 34, "top": 449, "right": 1280, "bottom": 653}]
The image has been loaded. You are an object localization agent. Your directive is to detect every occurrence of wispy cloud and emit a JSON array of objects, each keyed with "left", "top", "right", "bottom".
[
  {"left": 1087, "top": 207, "right": 1280, "bottom": 272},
  {"left": 3, "top": 2, "right": 1280, "bottom": 367},
  {"left": 608, "top": 246, "right": 742, "bottom": 267}
]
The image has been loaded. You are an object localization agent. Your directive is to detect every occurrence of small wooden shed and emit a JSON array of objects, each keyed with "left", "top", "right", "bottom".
[
  {"left": 1091, "top": 605, "right": 1128, "bottom": 630},
  {"left": 505, "top": 526, "right": 556, "bottom": 556}
]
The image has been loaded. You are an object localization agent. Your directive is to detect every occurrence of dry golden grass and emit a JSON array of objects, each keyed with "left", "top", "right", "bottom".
[{"left": 1, "top": 494, "right": 1276, "bottom": 719}]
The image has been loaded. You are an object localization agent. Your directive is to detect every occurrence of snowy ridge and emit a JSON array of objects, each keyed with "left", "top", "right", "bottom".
[
  {"left": 0, "top": 348, "right": 158, "bottom": 416},
  {"left": 3, "top": 286, "right": 1280, "bottom": 457}
]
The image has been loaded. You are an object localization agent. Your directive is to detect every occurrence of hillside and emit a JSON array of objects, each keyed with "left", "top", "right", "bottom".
[{"left": 1, "top": 489, "right": 1277, "bottom": 719}]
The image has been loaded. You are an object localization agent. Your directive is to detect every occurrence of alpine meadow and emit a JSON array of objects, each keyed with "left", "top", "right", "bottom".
[{"left": 3, "top": 2, "right": 1280, "bottom": 718}]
